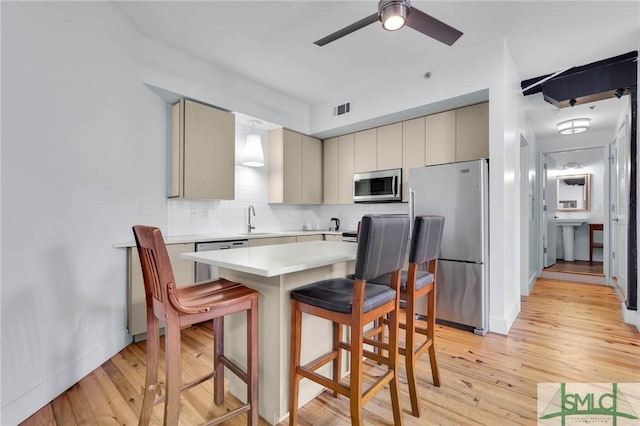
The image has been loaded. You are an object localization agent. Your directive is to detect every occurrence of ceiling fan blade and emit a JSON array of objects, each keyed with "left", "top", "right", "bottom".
[
  {"left": 314, "top": 13, "right": 379, "bottom": 46},
  {"left": 406, "top": 7, "right": 463, "bottom": 46}
]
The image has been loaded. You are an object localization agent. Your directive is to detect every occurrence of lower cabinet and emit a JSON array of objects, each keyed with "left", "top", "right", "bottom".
[
  {"left": 324, "top": 234, "right": 343, "bottom": 242},
  {"left": 248, "top": 236, "right": 296, "bottom": 247},
  {"left": 128, "top": 243, "right": 195, "bottom": 341},
  {"left": 296, "top": 234, "right": 323, "bottom": 242}
]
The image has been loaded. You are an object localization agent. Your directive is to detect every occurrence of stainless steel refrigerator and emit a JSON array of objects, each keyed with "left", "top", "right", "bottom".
[{"left": 409, "top": 159, "right": 489, "bottom": 335}]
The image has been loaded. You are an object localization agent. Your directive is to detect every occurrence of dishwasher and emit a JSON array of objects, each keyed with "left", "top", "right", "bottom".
[{"left": 195, "top": 240, "right": 248, "bottom": 281}]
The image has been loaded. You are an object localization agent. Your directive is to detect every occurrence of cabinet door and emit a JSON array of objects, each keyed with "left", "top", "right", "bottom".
[
  {"left": 323, "top": 137, "right": 339, "bottom": 204},
  {"left": 248, "top": 236, "right": 296, "bottom": 247},
  {"left": 377, "top": 122, "right": 403, "bottom": 170},
  {"left": 283, "top": 130, "right": 303, "bottom": 204},
  {"left": 183, "top": 100, "right": 235, "bottom": 199},
  {"left": 128, "top": 243, "right": 195, "bottom": 339},
  {"left": 425, "top": 110, "right": 456, "bottom": 165},
  {"left": 296, "top": 234, "right": 324, "bottom": 242},
  {"left": 402, "top": 117, "right": 426, "bottom": 201},
  {"left": 338, "top": 133, "right": 355, "bottom": 204},
  {"left": 324, "top": 234, "right": 343, "bottom": 242},
  {"left": 302, "top": 135, "right": 322, "bottom": 204},
  {"left": 354, "top": 129, "right": 377, "bottom": 173},
  {"left": 268, "top": 128, "right": 284, "bottom": 203},
  {"left": 455, "top": 102, "right": 489, "bottom": 162}
]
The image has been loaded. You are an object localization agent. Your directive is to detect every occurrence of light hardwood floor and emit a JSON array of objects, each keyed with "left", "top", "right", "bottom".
[
  {"left": 544, "top": 260, "right": 604, "bottom": 276},
  {"left": 20, "top": 279, "right": 640, "bottom": 425}
]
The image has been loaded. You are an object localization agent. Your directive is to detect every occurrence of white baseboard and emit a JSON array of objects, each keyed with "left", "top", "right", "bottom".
[
  {"left": 2, "top": 331, "right": 131, "bottom": 425},
  {"left": 489, "top": 301, "right": 520, "bottom": 335},
  {"left": 528, "top": 272, "right": 538, "bottom": 293},
  {"left": 621, "top": 302, "right": 640, "bottom": 332}
]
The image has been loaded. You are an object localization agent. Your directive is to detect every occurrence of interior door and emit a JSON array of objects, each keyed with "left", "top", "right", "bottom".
[
  {"left": 612, "top": 119, "right": 629, "bottom": 296},
  {"left": 543, "top": 155, "right": 557, "bottom": 268}
]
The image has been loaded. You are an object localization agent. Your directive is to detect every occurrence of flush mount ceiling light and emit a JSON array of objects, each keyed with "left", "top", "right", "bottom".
[
  {"left": 557, "top": 118, "right": 590, "bottom": 135},
  {"left": 242, "top": 120, "right": 264, "bottom": 167},
  {"left": 561, "top": 161, "right": 583, "bottom": 170},
  {"left": 380, "top": 0, "right": 410, "bottom": 31}
]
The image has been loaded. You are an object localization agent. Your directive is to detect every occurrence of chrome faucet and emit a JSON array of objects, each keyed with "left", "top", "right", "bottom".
[{"left": 247, "top": 205, "right": 256, "bottom": 233}]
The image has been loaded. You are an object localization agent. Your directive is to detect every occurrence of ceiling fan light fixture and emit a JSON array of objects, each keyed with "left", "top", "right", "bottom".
[
  {"left": 380, "top": 1, "right": 409, "bottom": 31},
  {"left": 557, "top": 118, "right": 590, "bottom": 135}
]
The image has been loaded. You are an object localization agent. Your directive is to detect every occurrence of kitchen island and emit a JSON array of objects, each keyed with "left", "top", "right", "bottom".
[{"left": 181, "top": 240, "right": 357, "bottom": 425}]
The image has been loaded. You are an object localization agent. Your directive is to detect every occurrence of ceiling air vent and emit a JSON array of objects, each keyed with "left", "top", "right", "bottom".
[{"left": 334, "top": 102, "right": 351, "bottom": 116}]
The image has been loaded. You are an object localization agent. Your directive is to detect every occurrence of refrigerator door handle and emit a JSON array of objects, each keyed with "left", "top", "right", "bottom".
[{"left": 409, "top": 188, "right": 415, "bottom": 236}]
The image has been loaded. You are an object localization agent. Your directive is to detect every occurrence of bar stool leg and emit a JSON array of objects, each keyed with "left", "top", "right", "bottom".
[
  {"left": 213, "top": 317, "right": 224, "bottom": 405},
  {"left": 349, "top": 318, "right": 364, "bottom": 426},
  {"left": 428, "top": 288, "right": 441, "bottom": 387},
  {"left": 248, "top": 298, "right": 259, "bottom": 426},
  {"left": 331, "top": 321, "right": 342, "bottom": 397},
  {"left": 388, "top": 298, "right": 404, "bottom": 425},
  {"left": 164, "top": 318, "right": 182, "bottom": 425},
  {"left": 405, "top": 292, "right": 420, "bottom": 416},
  {"left": 289, "top": 300, "right": 302, "bottom": 425},
  {"left": 139, "top": 314, "right": 159, "bottom": 426}
]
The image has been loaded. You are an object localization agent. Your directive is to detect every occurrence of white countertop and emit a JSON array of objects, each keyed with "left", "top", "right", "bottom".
[
  {"left": 113, "top": 230, "right": 344, "bottom": 248},
  {"left": 180, "top": 240, "right": 357, "bottom": 277}
]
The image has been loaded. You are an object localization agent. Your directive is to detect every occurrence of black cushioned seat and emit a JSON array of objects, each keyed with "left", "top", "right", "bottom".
[{"left": 291, "top": 277, "right": 396, "bottom": 314}]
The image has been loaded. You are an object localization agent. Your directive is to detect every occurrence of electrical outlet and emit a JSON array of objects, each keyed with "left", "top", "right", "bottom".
[{"left": 75, "top": 311, "right": 85, "bottom": 332}]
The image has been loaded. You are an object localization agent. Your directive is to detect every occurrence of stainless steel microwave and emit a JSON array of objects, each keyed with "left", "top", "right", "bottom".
[{"left": 353, "top": 169, "right": 402, "bottom": 203}]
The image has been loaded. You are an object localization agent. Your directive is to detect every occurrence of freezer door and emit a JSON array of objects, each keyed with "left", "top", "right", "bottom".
[
  {"left": 415, "top": 260, "right": 487, "bottom": 334},
  {"left": 410, "top": 159, "right": 488, "bottom": 263}
]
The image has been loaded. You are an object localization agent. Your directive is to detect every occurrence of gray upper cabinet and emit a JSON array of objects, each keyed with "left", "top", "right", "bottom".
[
  {"left": 376, "top": 122, "right": 403, "bottom": 171},
  {"left": 455, "top": 102, "right": 489, "bottom": 162},
  {"left": 425, "top": 110, "right": 456, "bottom": 165},
  {"left": 269, "top": 128, "right": 322, "bottom": 204},
  {"left": 169, "top": 99, "right": 235, "bottom": 200},
  {"left": 324, "top": 134, "right": 355, "bottom": 205},
  {"left": 354, "top": 129, "right": 377, "bottom": 173},
  {"left": 402, "top": 117, "right": 426, "bottom": 201}
]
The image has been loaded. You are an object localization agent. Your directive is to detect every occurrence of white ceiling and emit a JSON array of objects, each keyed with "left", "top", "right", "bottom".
[{"left": 114, "top": 1, "right": 639, "bottom": 139}]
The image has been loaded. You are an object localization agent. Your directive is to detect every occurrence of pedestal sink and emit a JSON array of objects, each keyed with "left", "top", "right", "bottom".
[{"left": 557, "top": 218, "right": 586, "bottom": 261}]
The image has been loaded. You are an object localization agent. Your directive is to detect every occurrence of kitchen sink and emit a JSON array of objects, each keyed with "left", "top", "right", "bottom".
[{"left": 238, "top": 232, "right": 276, "bottom": 236}]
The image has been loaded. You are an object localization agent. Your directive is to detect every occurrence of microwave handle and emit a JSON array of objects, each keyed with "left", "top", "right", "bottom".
[{"left": 393, "top": 175, "right": 398, "bottom": 198}]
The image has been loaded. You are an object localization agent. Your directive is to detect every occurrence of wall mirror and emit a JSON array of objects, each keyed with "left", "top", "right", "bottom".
[{"left": 557, "top": 174, "right": 590, "bottom": 211}]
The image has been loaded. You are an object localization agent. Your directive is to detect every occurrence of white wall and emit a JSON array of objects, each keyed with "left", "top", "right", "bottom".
[{"left": 1, "top": 3, "right": 164, "bottom": 423}]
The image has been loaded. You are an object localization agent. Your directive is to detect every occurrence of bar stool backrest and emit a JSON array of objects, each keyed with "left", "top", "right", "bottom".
[
  {"left": 354, "top": 215, "right": 410, "bottom": 281},
  {"left": 133, "top": 225, "right": 174, "bottom": 319},
  {"left": 408, "top": 215, "right": 445, "bottom": 265}
]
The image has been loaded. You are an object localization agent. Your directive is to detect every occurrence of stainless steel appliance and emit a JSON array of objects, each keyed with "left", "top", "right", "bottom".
[
  {"left": 341, "top": 231, "right": 358, "bottom": 242},
  {"left": 195, "top": 240, "right": 248, "bottom": 281},
  {"left": 330, "top": 217, "right": 340, "bottom": 231},
  {"left": 353, "top": 168, "right": 402, "bottom": 203},
  {"left": 409, "top": 159, "right": 489, "bottom": 335}
]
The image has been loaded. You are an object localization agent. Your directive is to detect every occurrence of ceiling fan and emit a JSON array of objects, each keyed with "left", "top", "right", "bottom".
[{"left": 314, "top": 0, "right": 463, "bottom": 47}]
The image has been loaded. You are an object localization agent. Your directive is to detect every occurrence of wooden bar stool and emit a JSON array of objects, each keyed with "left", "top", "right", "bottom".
[
  {"left": 289, "top": 215, "right": 410, "bottom": 426},
  {"left": 368, "top": 215, "right": 445, "bottom": 417},
  {"left": 132, "top": 225, "right": 259, "bottom": 426}
]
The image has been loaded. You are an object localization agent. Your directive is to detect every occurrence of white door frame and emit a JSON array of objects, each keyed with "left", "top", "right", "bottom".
[{"left": 537, "top": 145, "right": 611, "bottom": 284}]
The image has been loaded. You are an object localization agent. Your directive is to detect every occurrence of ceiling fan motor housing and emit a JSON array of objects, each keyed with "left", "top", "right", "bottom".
[{"left": 378, "top": 0, "right": 411, "bottom": 30}]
